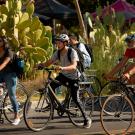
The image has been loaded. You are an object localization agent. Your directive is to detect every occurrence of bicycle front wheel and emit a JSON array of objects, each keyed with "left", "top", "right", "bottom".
[
  {"left": 3, "top": 83, "right": 28, "bottom": 123},
  {"left": 99, "top": 81, "right": 122, "bottom": 108},
  {"left": 68, "top": 88, "right": 94, "bottom": 127},
  {"left": 100, "top": 94, "right": 134, "bottom": 135},
  {"left": 24, "top": 89, "right": 53, "bottom": 131}
]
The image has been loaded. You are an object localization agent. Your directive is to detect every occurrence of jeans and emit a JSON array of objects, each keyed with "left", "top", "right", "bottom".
[
  {"left": 50, "top": 73, "right": 89, "bottom": 122},
  {"left": 0, "top": 72, "right": 18, "bottom": 112}
]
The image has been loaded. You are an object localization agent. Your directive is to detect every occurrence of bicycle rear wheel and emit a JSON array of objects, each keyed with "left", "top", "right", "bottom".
[
  {"left": 67, "top": 88, "right": 94, "bottom": 127},
  {"left": 3, "top": 83, "right": 27, "bottom": 123},
  {"left": 100, "top": 94, "right": 134, "bottom": 135},
  {"left": 24, "top": 88, "right": 53, "bottom": 131}
]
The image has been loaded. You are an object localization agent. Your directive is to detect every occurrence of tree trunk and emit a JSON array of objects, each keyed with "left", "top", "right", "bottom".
[{"left": 74, "top": 0, "right": 88, "bottom": 43}]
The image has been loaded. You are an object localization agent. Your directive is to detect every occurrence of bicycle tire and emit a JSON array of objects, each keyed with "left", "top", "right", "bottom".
[
  {"left": 87, "top": 76, "right": 101, "bottom": 104},
  {"left": 67, "top": 88, "right": 94, "bottom": 127},
  {"left": 3, "top": 83, "right": 28, "bottom": 123},
  {"left": 100, "top": 94, "right": 134, "bottom": 135},
  {"left": 99, "top": 81, "right": 122, "bottom": 109},
  {"left": 24, "top": 89, "right": 53, "bottom": 131}
]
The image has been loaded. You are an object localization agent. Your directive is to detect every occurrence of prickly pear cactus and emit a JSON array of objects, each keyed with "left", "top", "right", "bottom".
[
  {"left": 0, "top": 0, "right": 53, "bottom": 78},
  {"left": 86, "top": 8, "right": 135, "bottom": 83}
]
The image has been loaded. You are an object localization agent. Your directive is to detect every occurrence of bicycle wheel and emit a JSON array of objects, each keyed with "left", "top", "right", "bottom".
[
  {"left": 67, "top": 88, "right": 94, "bottom": 127},
  {"left": 3, "top": 83, "right": 28, "bottom": 123},
  {"left": 100, "top": 94, "right": 134, "bottom": 135},
  {"left": 99, "top": 81, "right": 122, "bottom": 108},
  {"left": 87, "top": 76, "right": 101, "bottom": 104},
  {"left": 24, "top": 88, "right": 53, "bottom": 131}
]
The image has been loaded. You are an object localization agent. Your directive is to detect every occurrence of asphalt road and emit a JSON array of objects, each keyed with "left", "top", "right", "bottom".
[{"left": 0, "top": 111, "right": 135, "bottom": 135}]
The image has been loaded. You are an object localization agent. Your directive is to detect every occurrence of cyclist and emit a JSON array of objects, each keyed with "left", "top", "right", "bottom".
[
  {"left": 69, "top": 33, "right": 91, "bottom": 69},
  {"left": 69, "top": 33, "right": 91, "bottom": 81},
  {"left": 0, "top": 36, "right": 20, "bottom": 125},
  {"left": 38, "top": 34, "right": 92, "bottom": 128},
  {"left": 105, "top": 34, "right": 135, "bottom": 84}
]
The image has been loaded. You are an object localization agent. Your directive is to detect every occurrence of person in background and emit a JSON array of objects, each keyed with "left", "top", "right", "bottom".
[
  {"left": 69, "top": 33, "right": 91, "bottom": 81},
  {"left": 69, "top": 33, "right": 91, "bottom": 69}
]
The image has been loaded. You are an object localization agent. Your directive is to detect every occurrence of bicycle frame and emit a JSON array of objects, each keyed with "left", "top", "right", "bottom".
[{"left": 44, "top": 70, "right": 76, "bottom": 116}]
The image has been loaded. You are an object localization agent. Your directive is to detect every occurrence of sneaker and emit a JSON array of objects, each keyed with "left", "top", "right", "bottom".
[
  {"left": 84, "top": 118, "right": 92, "bottom": 129},
  {"left": 12, "top": 118, "right": 21, "bottom": 126}
]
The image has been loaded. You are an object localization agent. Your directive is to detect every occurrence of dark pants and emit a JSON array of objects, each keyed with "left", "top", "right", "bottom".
[{"left": 50, "top": 73, "right": 89, "bottom": 122}]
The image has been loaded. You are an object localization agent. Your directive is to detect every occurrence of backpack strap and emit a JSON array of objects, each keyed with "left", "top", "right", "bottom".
[
  {"left": 57, "top": 48, "right": 72, "bottom": 63},
  {"left": 67, "top": 47, "right": 72, "bottom": 62},
  {"left": 76, "top": 43, "right": 80, "bottom": 48},
  {"left": 58, "top": 50, "right": 60, "bottom": 60}
]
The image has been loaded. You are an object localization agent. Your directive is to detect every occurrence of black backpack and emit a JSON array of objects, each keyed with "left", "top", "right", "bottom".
[
  {"left": 12, "top": 54, "right": 25, "bottom": 79},
  {"left": 58, "top": 47, "right": 85, "bottom": 73},
  {"left": 77, "top": 43, "right": 94, "bottom": 63}
]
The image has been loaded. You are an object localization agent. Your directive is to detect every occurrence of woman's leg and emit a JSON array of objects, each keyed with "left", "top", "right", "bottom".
[{"left": 4, "top": 73, "right": 19, "bottom": 119}]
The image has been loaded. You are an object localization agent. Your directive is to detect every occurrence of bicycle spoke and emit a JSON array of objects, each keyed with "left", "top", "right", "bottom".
[
  {"left": 24, "top": 90, "right": 53, "bottom": 131},
  {"left": 101, "top": 94, "right": 134, "bottom": 135}
]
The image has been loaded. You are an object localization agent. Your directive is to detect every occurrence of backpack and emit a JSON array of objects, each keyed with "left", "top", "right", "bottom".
[
  {"left": 77, "top": 43, "right": 94, "bottom": 63},
  {"left": 12, "top": 54, "right": 25, "bottom": 78},
  {"left": 58, "top": 47, "right": 85, "bottom": 73}
]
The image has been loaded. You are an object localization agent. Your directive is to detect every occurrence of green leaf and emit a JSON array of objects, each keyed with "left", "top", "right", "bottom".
[
  {"left": 30, "top": 16, "right": 41, "bottom": 31},
  {"left": 0, "top": 5, "right": 8, "bottom": 14},
  {"left": 26, "top": 2, "right": 34, "bottom": 17},
  {"left": 36, "top": 37, "right": 50, "bottom": 49}
]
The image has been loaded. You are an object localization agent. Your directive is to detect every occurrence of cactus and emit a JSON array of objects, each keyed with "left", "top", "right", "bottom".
[
  {"left": 85, "top": 7, "right": 135, "bottom": 84},
  {"left": 0, "top": 0, "right": 53, "bottom": 79}
]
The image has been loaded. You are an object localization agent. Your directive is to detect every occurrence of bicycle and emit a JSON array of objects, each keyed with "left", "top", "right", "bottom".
[
  {"left": 86, "top": 75, "right": 101, "bottom": 105},
  {"left": 100, "top": 77, "right": 135, "bottom": 135},
  {"left": 99, "top": 58, "right": 134, "bottom": 108},
  {"left": 0, "top": 81, "right": 28, "bottom": 124},
  {"left": 56, "top": 73, "right": 100, "bottom": 117},
  {"left": 23, "top": 67, "right": 94, "bottom": 131}
]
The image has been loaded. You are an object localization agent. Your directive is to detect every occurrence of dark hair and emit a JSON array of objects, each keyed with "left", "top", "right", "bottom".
[
  {"left": 0, "top": 36, "right": 9, "bottom": 48},
  {"left": 69, "top": 33, "right": 79, "bottom": 40}
]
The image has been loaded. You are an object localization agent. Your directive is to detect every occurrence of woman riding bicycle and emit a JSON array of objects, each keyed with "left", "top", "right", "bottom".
[
  {"left": 38, "top": 34, "right": 92, "bottom": 128},
  {"left": 0, "top": 36, "right": 20, "bottom": 125},
  {"left": 105, "top": 33, "right": 135, "bottom": 84}
]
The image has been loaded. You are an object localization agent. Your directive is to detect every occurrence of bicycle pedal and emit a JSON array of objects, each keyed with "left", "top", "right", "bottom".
[{"left": 0, "top": 118, "right": 4, "bottom": 124}]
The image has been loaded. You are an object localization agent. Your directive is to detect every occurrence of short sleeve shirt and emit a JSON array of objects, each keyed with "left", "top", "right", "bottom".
[
  {"left": 0, "top": 48, "right": 14, "bottom": 73},
  {"left": 124, "top": 48, "right": 135, "bottom": 58},
  {"left": 52, "top": 47, "right": 81, "bottom": 79}
]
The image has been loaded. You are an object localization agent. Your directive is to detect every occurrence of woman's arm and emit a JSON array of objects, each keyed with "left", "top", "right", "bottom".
[
  {"left": 105, "top": 56, "right": 128, "bottom": 79},
  {"left": 0, "top": 57, "right": 11, "bottom": 71}
]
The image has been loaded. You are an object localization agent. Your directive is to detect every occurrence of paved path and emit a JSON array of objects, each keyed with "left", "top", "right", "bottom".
[{"left": 0, "top": 111, "right": 135, "bottom": 135}]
